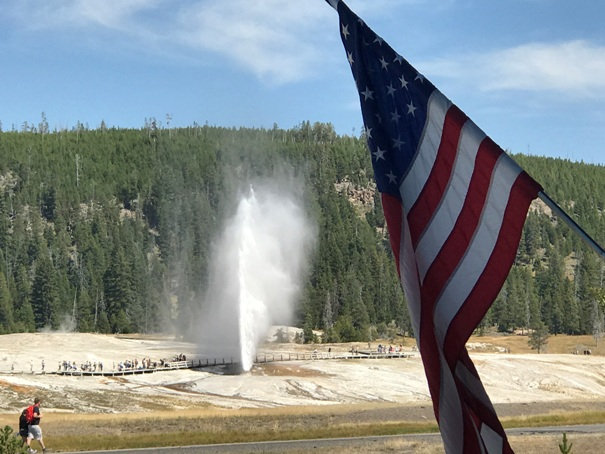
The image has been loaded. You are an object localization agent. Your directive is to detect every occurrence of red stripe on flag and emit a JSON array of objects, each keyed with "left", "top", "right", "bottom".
[
  {"left": 413, "top": 134, "right": 501, "bottom": 427},
  {"left": 418, "top": 312, "right": 444, "bottom": 420},
  {"left": 420, "top": 137, "right": 500, "bottom": 307},
  {"left": 408, "top": 105, "right": 467, "bottom": 247},
  {"left": 443, "top": 169, "right": 542, "bottom": 364},
  {"left": 457, "top": 352, "right": 514, "bottom": 453},
  {"left": 381, "top": 193, "right": 404, "bottom": 276},
  {"left": 461, "top": 406, "right": 483, "bottom": 454}
]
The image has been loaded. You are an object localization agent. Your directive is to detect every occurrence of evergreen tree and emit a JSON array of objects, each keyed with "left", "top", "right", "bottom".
[
  {"left": 528, "top": 321, "right": 550, "bottom": 353},
  {"left": 302, "top": 311, "right": 315, "bottom": 344},
  {"left": 0, "top": 125, "right": 602, "bottom": 339},
  {"left": 30, "top": 247, "right": 59, "bottom": 329},
  {"left": 13, "top": 264, "right": 34, "bottom": 331},
  {"left": 0, "top": 271, "right": 14, "bottom": 333},
  {"left": 103, "top": 245, "right": 135, "bottom": 333}
]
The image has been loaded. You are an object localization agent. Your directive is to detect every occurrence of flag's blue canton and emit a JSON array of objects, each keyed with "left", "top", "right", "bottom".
[
  {"left": 339, "top": 7, "right": 436, "bottom": 199},
  {"left": 331, "top": 3, "right": 542, "bottom": 453}
]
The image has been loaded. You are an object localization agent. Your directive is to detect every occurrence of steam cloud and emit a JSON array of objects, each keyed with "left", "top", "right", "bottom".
[{"left": 194, "top": 179, "right": 316, "bottom": 371}]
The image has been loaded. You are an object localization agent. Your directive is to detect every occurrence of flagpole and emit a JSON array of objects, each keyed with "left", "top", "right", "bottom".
[{"left": 538, "top": 191, "right": 605, "bottom": 261}]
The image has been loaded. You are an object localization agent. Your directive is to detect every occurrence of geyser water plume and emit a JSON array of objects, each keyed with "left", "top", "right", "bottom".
[{"left": 196, "top": 183, "right": 315, "bottom": 372}]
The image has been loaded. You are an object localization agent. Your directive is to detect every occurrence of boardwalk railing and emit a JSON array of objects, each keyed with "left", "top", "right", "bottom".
[
  {"left": 53, "top": 358, "right": 237, "bottom": 376},
  {"left": 1, "top": 351, "right": 409, "bottom": 376},
  {"left": 255, "top": 351, "right": 408, "bottom": 363}
]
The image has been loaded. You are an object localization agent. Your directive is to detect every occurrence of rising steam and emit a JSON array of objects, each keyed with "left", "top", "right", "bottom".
[{"left": 194, "top": 180, "right": 315, "bottom": 371}]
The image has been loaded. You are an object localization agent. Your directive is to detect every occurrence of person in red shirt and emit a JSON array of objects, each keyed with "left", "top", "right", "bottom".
[{"left": 26, "top": 397, "right": 47, "bottom": 454}]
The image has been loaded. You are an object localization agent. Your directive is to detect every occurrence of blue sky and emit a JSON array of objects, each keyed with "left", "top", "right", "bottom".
[{"left": 1, "top": 0, "right": 604, "bottom": 165}]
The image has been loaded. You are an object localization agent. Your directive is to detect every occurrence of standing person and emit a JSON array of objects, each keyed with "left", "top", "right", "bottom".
[{"left": 26, "top": 397, "right": 47, "bottom": 454}]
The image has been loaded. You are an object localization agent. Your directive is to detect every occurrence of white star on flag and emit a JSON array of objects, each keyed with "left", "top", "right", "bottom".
[{"left": 326, "top": 1, "right": 543, "bottom": 452}]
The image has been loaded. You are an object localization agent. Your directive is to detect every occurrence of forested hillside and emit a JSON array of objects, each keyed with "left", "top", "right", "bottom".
[{"left": 0, "top": 121, "right": 603, "bottom": 341}]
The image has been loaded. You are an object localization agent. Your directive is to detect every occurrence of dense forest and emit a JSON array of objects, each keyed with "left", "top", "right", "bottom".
[{"left": 0, "top": 119, "right": 603, "bottom": 342}]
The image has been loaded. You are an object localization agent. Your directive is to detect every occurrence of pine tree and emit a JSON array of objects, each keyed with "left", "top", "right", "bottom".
[
  {"left": 30, "top": 248, "right": 59, "bottom": 330},
  {"left": 103, "top": 245, "right": 135, "bottom": 333},
  {"left": 528, "top": 321, "right": 550, "bottom": 353},
  {"left": 0, "top": 271, "right": 14, "bottom": 333},
  {"left": 13, "top": 264, "right": 34, "bottom": 331}
]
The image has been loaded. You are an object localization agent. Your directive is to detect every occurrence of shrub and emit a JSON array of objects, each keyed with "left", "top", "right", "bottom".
[{"left": 0, "top": 425, "right": 27, "bottom": 454}]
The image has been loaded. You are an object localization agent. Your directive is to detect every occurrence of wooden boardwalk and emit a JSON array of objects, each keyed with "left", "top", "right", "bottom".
[
  {"left": 255, "top": 350, "right": 408, "bottom": 363},
  {"left": 4, "top": 351, "right": 410, "bottom": 377}
]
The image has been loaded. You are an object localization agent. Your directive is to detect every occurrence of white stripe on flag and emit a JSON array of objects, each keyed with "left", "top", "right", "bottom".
[
  {"left": 455, "top": 360, "right": 498, "bottom": 414},
  {"left": 480, "top": 423, "right": 504, "bottom": 454},
  {"left": 416, "top": 119, "right": 486, "bottom": 281},
  {"left": 401, "top": 91, "right": 451, "bottom": 214},
  {"left": 455, "top": 360, "right": 504, "bottom": 452},
  {"left": 433, "top": 154, "right": 522, "bottom": 347},
  {"left": 438, "top": 351, "right": 464, "bottom": 454}
]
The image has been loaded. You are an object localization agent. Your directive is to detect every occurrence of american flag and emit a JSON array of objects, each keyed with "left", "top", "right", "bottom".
[{"left": 327, "top": 1, "right": 542, "bottom": 453}]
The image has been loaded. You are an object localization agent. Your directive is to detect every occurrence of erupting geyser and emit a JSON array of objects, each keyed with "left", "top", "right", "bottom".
[{"left": 195, "top": 183, "right": 315, "bottom": 372}]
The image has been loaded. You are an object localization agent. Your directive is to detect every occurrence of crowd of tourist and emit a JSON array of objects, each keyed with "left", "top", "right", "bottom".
[
  {"left": 5, "top": 353, "right": 192, "bottom": 375},
  {"left": 58, "top": 360, "right": 104, "bottom": 372},
  {"left": 54, "top": 354, "right": 191, "bottom": 373},
  {"left": 376, "top": 344, "right": 404, "bottom": 354}
]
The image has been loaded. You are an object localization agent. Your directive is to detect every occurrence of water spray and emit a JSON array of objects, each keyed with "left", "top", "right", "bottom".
[{"left": 195, "top": 182, "right": 315, "bottom": 372}]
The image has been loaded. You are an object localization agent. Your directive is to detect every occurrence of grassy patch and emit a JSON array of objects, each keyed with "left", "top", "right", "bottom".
[
  {"left": 502, "top": 410, "right": 605, "bottom": 428},
  {"left": 466, "top": 333, "right": 605, "bottom": 355},
  {"left": 47, "top": 421, "right": 440, "bottom": 452},
  {"left": 5, "top": 407, "right": 604, "bottom": 452}
]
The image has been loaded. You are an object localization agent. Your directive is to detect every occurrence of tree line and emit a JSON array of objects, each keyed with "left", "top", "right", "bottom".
[{"left": 0, "top": 120, "right": 603, "bottom": 342}]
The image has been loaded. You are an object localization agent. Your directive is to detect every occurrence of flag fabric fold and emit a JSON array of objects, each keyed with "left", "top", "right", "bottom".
[{"left": 327, "top": 1, "right": 542, "bottom": 453}]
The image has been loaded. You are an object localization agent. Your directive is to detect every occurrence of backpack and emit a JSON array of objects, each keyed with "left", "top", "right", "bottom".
[
  {"left": 19, "top": 409, "right": 29, "bottom": 431},
  {"left": 23, "top": 405, "right": 35, "bottom": 424}
]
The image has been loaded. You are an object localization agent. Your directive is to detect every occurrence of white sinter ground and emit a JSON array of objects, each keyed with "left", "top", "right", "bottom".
[{"left": 1, "top": 331, "right": 605, "bottom": 414}]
